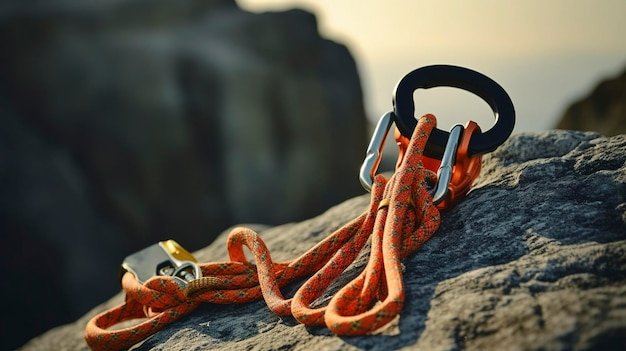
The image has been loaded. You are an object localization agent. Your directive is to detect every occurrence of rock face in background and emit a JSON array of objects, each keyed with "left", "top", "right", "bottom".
[
  {"left": 0, "top": 0, "right": 368, "bottom": 349},
  {"left": 556, "top": 64, "right": 626, "bottom": 136},
  {"left": 20, "top": 131, "right": 626, "bottom": 351}
]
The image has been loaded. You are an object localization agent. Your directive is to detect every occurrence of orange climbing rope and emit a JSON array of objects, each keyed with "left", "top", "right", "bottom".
[
  {"left": 84, "top": 114, "right": 478, "bottom": 351},
  {"left": 395, "top": 120, "right": 483, "bottom": 209}
]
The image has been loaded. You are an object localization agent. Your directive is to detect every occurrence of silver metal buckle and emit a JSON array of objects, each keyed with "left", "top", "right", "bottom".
[{"left": 120, "top": 240, "right": 202, "bottom": 284}]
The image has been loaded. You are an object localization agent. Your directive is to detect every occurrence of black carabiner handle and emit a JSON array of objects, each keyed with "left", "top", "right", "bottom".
[{"left": 392, "top": 65, "right": 515, "bottom": 159}]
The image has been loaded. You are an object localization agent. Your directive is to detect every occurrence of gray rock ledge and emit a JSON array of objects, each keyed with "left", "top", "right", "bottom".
[{"left": 20, "top": 130, "right": 626, "bottom": 351}]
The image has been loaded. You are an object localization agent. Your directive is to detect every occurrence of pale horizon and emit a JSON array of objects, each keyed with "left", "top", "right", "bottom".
[{"left": 238, "top": 0, "right": 626, "bottom": 134}]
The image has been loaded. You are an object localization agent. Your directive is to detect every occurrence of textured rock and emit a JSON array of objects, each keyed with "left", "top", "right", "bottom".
[
  {"left": 556, "top": 64, "right": 626, "bottom": 136},
  {"left": 0, "top": 1, "right": 367, "bottom": 348},
  {"left": 20, "top": 130, "right": 626, "bottom": 350}
]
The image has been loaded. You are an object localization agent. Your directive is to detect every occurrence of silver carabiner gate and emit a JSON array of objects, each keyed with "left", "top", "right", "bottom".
[{"left": 359, "top": 112, "right": 394, "bottom": 192}]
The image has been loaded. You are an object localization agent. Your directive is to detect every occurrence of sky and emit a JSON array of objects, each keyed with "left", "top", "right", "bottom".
[{"left": 238, "top": 0, "right": 626, "bottom": 134}]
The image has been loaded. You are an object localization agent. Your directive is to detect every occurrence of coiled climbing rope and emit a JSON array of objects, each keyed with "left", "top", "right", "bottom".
[{"left": 85, "top": 114, "right": 444, "bottom": 350}]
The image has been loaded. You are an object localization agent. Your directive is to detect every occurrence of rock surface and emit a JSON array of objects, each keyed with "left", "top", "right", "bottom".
[
  {"left": 0, "top": 1, "right": 367, "bottom": 348},
  {"left": 20, "top": 130, "right": 626, "bottom": 350},
  {"left": 556, "top": 64, "right": 626, "bottom": 136}
]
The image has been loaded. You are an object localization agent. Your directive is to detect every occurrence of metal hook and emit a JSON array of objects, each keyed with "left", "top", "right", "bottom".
[
  {"left": 359, "top": 114, "right": 464, "bottom": 201},
  {"left": 431, "top": 124, "right": 463, "bottom": 204},
  {"left": 359, "top": 112, "right": 393, "bottom": 192}
]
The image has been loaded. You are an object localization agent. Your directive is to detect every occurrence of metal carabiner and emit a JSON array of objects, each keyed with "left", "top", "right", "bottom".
[
  {"left": 359, "top": 113, "right": 464, "bottom": 200},
  {"left": 359, "top": 111, "right": 394, "bottom": 192},
  {"left": 431, "top": 124, "right": 463, "bottom": 204},
  {"left": 393, "top": 64, "right": 515, "bottom": 159},
  {"left": 120, "top": 239, "right": 202, "bottom": 284}
]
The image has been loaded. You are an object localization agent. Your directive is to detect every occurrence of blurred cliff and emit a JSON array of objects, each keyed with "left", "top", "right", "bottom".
[
  {"left": 0, "top": 0, "right": 368, "bottom": 348},
  {"left": 556, "top": 64, "right": 626, "bottom": 136}
]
